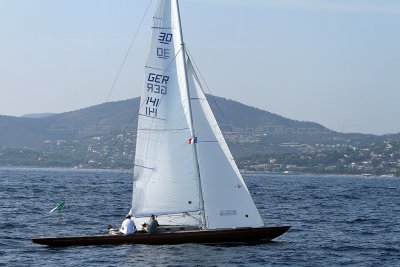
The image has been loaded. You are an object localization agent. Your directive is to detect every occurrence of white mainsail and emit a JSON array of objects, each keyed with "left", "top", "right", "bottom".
[
  {"left": 130, "top": 0, "right": 201, "bottom": 226},
  {"left": 131, "top": 0, "right": 264, "bottom": 229}
]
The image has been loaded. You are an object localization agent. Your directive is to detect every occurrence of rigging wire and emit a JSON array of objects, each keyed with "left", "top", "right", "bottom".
[
  {"left": 94, "top": 0, "right": 154, "bottom": 171},
  {"left": 184, "top": 46, "right": 254, "bottom": 164},
  {"left": 106, "top": 0, "right": 154, "bottom": 103},
  {"left": 93, "top": 0, "right": 154, "bottom": 130}
]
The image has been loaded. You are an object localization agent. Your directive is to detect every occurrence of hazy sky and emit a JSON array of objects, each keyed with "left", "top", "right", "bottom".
[{"left": 1, "top": 0, "right": 399, "bottom": 135}]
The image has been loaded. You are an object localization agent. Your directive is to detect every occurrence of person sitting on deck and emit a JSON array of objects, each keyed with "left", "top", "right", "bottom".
[
  {"left": 119, "top": 214, "right": 137, "bottom": 235},
  {"left": 143, "top": 215, "right": 159, "bottom": 234}
]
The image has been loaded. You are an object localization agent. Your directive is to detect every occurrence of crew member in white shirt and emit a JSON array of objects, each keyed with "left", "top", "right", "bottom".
[{"left": 119, "top": 214, "right": 137, "bottom": 235}]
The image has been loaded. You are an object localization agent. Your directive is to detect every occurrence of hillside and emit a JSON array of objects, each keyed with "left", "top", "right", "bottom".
[
  {"left": 0, "top": 98, "right": 139, "bottom": 148},
  {"left": 0, "top": 95, "right": 396, "bottom": 156}
]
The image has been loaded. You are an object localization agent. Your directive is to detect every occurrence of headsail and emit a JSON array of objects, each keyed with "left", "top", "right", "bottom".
[{"left": 187, "top": 60, "right": 264, "bottom": 228}]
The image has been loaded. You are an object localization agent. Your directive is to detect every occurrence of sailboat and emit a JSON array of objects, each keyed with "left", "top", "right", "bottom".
[{"left": 32, "top": 0, "right": 290, "bottom": 246}]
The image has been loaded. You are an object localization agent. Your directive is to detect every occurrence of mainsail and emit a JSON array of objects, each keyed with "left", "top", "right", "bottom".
[
  {"left": 130, "top": 0, "right": 201, "bottom": 226},
  {"left": 131, "top": 0, "right": 264, "bottom": 229}
]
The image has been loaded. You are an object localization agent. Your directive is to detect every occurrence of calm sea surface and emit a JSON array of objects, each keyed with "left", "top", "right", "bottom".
[{"left": 0, "top": 167, "right": 399, "bottom": 266}]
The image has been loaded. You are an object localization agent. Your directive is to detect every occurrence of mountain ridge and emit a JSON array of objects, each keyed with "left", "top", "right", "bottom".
[
  {"left": 0, "top": 96, "right": 397, "bottom": 152},
  {"left": 21, "top": 113, "right": 56, "bottom": 118}
]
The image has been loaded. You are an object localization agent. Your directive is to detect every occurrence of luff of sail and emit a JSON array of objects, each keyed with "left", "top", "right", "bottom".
[{"left": 130, "top": 0, "right": 202, "bottom": 226}]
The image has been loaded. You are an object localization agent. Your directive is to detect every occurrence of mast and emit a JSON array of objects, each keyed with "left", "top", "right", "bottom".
[{"left": 174, "top": 0, "right": 207, "bottom": 229}]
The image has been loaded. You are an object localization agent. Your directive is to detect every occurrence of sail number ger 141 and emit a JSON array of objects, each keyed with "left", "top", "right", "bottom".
[
  {"left": 147, "top": 73, "right": 169, "bottom": 95},
  {"left": 145, "top": 73, "right": 169, "bottom": 118}
]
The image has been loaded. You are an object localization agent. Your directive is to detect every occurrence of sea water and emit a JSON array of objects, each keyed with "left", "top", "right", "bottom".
[{"left": 0, "top": 167, "right": 399, "bottom": 266}]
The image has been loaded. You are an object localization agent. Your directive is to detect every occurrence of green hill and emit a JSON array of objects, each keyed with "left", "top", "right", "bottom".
[{"left": 0, "top": 96, "right": 394, "bottom": 155}]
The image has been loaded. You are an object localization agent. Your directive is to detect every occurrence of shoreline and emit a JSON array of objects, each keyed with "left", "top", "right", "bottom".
[{"left": 1, "top": 165, "right": 398, "bottom": 178}]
